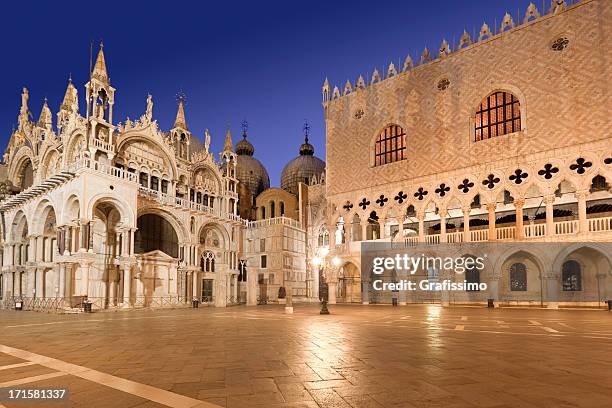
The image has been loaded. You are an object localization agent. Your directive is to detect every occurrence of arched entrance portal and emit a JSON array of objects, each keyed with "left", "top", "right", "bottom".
[
  {"left": 337, "top": 262, "right": 361, "bottom": 303},
  {"left": 135, "top": 214, "right": 179, "bottom": 257},
  {"left": 135, "top": 213, "right": 180, "bottom": 306}
]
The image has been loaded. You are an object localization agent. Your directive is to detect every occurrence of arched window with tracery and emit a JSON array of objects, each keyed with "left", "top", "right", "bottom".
[
  {"left": 374, "top": 125, "right": 406, "bottom": 166},
  {"left": 201, "top": 251, "right": 215, "bottom": 273},
  {"left": 474, "top": 91, "right": 521, "bottom": 141},
  {"left": 318, "top": 228, "right": 330, "bottom": 247}
]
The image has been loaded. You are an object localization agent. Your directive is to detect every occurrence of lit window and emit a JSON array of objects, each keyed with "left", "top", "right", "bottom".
[
  {"left": 374, "top": 125, "right": 406, "bottom": 166},
  {"left": 474, "top": 91, "right": 521, "bottom": 141}
]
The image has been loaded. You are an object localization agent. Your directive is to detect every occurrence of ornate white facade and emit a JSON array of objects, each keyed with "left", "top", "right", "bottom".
[{"left": 0, "top": 46, "right": 295, "bottom": 311}]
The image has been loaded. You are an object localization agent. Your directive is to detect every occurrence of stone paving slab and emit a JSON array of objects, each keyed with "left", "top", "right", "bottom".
[{"left": 0, "top": 304, "right": 611, "bottom": 407}]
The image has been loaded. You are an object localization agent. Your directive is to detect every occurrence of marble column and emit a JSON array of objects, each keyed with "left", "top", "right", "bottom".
[
  {"left": 418, "top": 211, "right": 425, "bottom": 243},
  {"left": 544, "top": 195, "right": 555, "bottom": 236},
  {"left": 439, "top": 209, "right": 447, "bottom": 243},
  {"left": 328, "top": 281, "right": 337, "bottom": 304},
  {"left": 462, "top": 206, "right": 471, "bottom": 242},
  {"left": 515, "top": 198, "right": 525, "bottom": 240},
  {"left": 576, "top": 190, "right": 588, "bottom": 233},
  {"left": 80, "top": 262, "right": 91, "bottom": 297},
  {"left": 192, "top": 271, "right": 198, "bottom": 299},
  {"left": 57, "top": 263, "right": 66, "bottom": 298},
  {"left": 122, "top": 266, "right": 131, "bottom": 307},
  {"left": 487, "top": 203, "right": 497, "bottom": 241}
]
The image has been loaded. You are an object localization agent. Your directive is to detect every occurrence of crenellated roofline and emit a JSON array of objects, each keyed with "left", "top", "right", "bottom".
[{"left": 322, "top": 0, "right": 587, "bottom": 106}]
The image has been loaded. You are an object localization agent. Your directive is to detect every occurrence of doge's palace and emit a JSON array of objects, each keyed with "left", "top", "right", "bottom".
[{"left": 318, "top": 0, "right": 612, "bottom": 308}]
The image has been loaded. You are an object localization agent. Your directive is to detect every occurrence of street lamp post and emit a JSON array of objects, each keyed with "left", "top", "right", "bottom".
[{"left": 311, "top": 247, "right": 341, "bottom": 315}]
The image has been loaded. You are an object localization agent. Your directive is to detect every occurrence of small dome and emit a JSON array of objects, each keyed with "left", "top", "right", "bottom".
[
  {"left": 236, "top": 155, "right": 270, "bottom": 197},
  {"left": 236, "top": 135, "right": 254, "bottom": 156},
  {"left": 281, "top": 126, "right": 325, "bottom": 195},
  {"left": 235, "top": 130, "right": 269, "bottom": 197}
]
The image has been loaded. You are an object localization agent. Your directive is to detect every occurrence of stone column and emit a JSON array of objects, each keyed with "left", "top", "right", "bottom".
[
  {"left": 439, "top": 209, "right": 447, "bottom": 243},
  {"left": 397, "top": 219, "right": 404, "bottom": 242},
  {"left": 72, "top": 226, "right": 78, "bottom": 253},
  {"left": 57, "top": 263, "right": 65, "bottom": 298},
  {"left": 88, "top": 221, "right": 94, "bottom": 253},
  {"left": 544, "top": 195, "right": 555, "bottom": 236},
  {"left": 515, "top": 198, "right": 525, "bottom": 240},
  {"left": 63, "top": 227, "right": 69, "bottom": 255},
  {"left": 328, "top": 281, "right": 337, "bottom": 304},
  {"left": 487, "top": 203, "right": 497, "bottom": 241},
  {"left": 576, "top": 190, "right": 588, "bottom": 234},
  {"left": 129, "top": 229, "right": 135, "bottom": 256},
  {"left": 29, "top": 236, "right": 36, "bottom": 263},
  {"left": 417, "top": 211, "right": 425, "bottom": 243},
  {"left": 192, "top": 271, "right": 198, "bottom": 299},
  {"left": 80, "top": 261, "right": 91, "bottom": 297},
  {"left": 35, "top": 236, "right": 44, "bottom": 262},
  {"left": 122, "top": 266, "right": 131, "bottom": 307},
  {"left": 462, "top": 206, "right": 471, "bottom": 242},
  {"left": 36, "top": 267, "right": 44, "bottom": 298},
  {"left": 361, "top": 223, "right": 368, "bottom": 242}
]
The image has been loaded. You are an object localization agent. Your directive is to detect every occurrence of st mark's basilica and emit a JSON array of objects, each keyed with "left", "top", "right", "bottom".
[{"left": 1, "top": 0, "right": 611, "bottom": 312}]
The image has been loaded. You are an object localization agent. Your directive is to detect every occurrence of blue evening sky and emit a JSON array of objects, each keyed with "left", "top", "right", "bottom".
[{"left": 0, "top": 0, "right": 537, "bottom": 185}]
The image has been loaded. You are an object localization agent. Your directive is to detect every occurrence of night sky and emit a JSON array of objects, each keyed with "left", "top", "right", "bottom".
[{"left": 0, "top": 0, "right": 536, "bottom": 185}]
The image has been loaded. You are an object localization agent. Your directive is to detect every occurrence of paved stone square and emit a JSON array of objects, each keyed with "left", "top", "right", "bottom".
[{"left": 1, "top": 304, "right": 611, "bottom": 408}]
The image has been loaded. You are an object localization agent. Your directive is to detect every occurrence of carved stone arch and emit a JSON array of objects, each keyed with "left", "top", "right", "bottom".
[
  {"left": 493, "top": 248, "right": 548, "bottom": 281},
  {"left": 8, "top": 145, "right": 36, "bottom": 189},
  {"left": 63, "top": 131, "right": 87, "bottom": 165},
  {"left": 469, "top": 84, "right": 527, "bottom": 143},
  {"left": 369, "top": 121, "right": 409, "bottom": 167},
  {"left": 38, "top": 147, "right": 62, "bottom": 181},
  {"left": 191, "top": 163, "right": 222, "bottom": 194},
  {"left": 551, "top": 244, "right": 612, "bottom": 280},
  {"left": 521, "top": 181, "right": 545, "bottom": 200},
  {"left": 87, "top": 193, "right": 135, "bottom": 228},
  {"left": 9, "top": 210, "right": 29, "bottom": 243},
  {"left": 198, "top": 222, "right": 229, "bottom": 251},
  {"left": 137, "top": 206, "right": 188, "bottom": 244},
  {"left": 32, "top": 199, "right": 59, "bottom": 236},
  {"left": 61, "top": 193, "right": 81, "bottom": 225},
  {"left": 444, "top": 196, "right": 463, "bottom": 215},
  {"left": 116, "top": 134, "right": 178, "bottom": 180}
]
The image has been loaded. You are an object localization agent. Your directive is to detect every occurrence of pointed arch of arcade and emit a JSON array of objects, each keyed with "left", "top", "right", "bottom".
[
  {"left": 115, "top": 134, "right": 179, "bottom": 181},
  {"left": 493, "top": 247, "right": 547, "bottom": 281},
  {"left": 550, "top": 243, "right": 612, "bottom": 278}
]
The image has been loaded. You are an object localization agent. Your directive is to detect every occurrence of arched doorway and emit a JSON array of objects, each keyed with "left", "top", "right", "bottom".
[
  {"left": 337, "top": 262, "right": 360, "bottom": 303},
  {"left": 135, "top": 213, "right": 180, "bottom": 306}
]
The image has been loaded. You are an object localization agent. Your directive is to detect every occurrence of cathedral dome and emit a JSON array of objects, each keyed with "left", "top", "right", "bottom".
[
  {"left": 235, "top": 130, "right": 270, "bottom": 197},
  {"left": 280, "top": 124, "right": 325, "bottom": 195}
]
